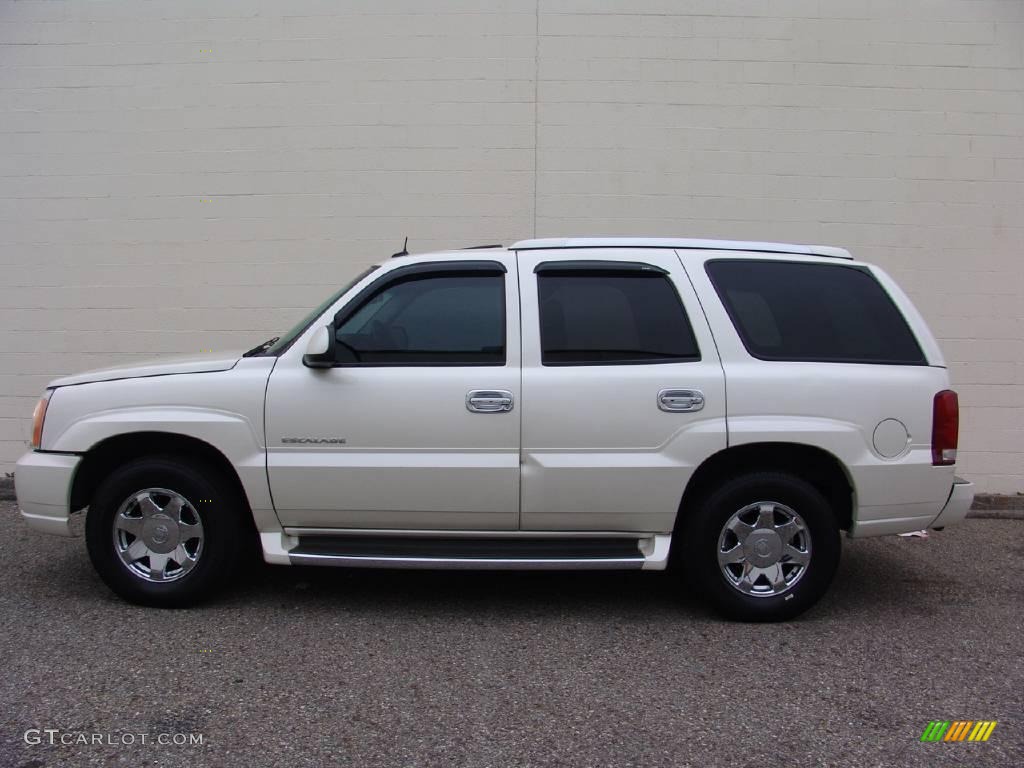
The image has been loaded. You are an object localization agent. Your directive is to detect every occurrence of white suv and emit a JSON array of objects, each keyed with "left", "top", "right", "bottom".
[{"left": 15, "top": 237, "right": 974, "bottom": 621}]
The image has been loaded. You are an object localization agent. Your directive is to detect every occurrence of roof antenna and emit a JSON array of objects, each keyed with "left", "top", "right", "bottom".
[{"left": 391, "top": 236, "right": 409, "bottom": 258}]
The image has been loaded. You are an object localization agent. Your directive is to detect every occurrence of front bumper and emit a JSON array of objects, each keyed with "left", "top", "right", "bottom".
[
  {"left": 929, "top": 476, "right": 974, "bottom": 529},
  {"left": 14, "top": 450, "right": 81, "bottom": 537}
]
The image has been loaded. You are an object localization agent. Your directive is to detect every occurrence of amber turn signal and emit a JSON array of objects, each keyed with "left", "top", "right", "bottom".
[{"left": 30, "top": 393, "right": 50, "bottom": 449}]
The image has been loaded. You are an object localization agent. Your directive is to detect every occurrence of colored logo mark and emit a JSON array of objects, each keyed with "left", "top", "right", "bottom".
[{"left": 920, "top": 720, "right": 997, "bottom": 742}]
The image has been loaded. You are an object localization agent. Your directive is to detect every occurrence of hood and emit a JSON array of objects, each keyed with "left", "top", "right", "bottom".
[{"left": 48, "top": 351, "right": 243, "bottom": 387}]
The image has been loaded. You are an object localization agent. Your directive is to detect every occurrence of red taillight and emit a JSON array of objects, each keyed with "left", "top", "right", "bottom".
[{"left": 931, "top": 390, "right": 959, "bottom": 466}]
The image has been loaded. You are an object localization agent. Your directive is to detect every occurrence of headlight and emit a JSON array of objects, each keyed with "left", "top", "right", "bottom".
[{"left": 30, "top": 391, "right": 51, "bottom": 449}]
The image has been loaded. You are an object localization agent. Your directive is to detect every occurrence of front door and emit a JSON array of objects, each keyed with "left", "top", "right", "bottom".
[
  {"left": 516, "top": 248, "right": 727, "bottom": 533},
  {"left": 265, "top": 255, "right": 521, "bottom": 530}
]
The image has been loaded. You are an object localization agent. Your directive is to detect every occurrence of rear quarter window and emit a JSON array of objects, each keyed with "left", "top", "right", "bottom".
[{"left": 705, "top": 259, "right": 926, "bottom": 365}]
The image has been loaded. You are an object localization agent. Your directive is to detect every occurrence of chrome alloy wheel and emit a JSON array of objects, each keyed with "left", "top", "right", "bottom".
[
  {"left": 717, "top": 501, "right": 811, "bottom": 597},
  {"left": 112, "top": 488, "right": 204, "bottom": 582}
]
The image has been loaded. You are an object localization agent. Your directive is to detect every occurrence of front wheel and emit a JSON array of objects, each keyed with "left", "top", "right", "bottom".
[
  {"left": 679, "top": 472, "right": 841, "bottom": 622},
  {"left": 85, "top": 456, "right": 245, "bottom": 607}
]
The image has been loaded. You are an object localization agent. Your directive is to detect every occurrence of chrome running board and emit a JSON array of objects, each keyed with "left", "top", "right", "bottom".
[{"left": 260, "top": 531, "right": 671, "bottom": 571}]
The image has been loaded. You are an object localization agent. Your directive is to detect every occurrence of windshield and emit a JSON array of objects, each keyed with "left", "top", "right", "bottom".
[{"left": 257, "top": 265, "right": 379, "bottom": 356}]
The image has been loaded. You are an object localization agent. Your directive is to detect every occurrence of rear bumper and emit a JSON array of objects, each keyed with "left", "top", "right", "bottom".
[
  {"left": 929, "top": 476, "right": 974, "bottom": 529},
  {"left": 848, "top": 474, "right": 975, "bottom": 538},
  {"left": 14, "top": 450, "right": 81, "bottom": 537}
]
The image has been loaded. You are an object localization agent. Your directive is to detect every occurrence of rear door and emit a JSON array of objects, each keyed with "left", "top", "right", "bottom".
[{"left": 516, "top": 248, "right": 727, "bottom": 532}]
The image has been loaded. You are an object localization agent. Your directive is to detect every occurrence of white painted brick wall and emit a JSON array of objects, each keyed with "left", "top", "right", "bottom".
[{"left": 1, "top": 0, "right": 1022, "bottom": 493}]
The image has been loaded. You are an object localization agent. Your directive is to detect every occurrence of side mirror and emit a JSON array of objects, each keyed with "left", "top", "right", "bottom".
[{"left": 302, "top": 325, "right": 335, "bottom": 368}]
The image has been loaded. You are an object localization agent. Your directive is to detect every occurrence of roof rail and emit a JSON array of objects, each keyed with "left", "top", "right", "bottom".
[{"left": 509, "top": 237, "right": 853, "bottom": 260}]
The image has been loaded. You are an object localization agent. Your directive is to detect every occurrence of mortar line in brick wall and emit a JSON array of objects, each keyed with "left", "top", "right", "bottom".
[{"left": 532, "top": 0, "right": 539, "bottom": 239}]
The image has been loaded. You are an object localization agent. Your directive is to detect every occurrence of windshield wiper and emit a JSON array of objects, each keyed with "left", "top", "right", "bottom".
[{"left": 243, "top": 336, "right": 280, "bottom": 357}]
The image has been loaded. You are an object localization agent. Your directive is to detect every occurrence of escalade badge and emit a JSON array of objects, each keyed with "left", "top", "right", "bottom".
[{"left": 282, "top": 437, "right": 347, "bottom": 444}]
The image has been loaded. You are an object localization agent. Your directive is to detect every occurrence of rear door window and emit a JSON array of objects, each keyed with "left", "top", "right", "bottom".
[
  {"left": 705, "top": 259, "right": 925, "bottom": 364},
  {"left": 536, "top": 264, "right": 700, "bottom": 365}
]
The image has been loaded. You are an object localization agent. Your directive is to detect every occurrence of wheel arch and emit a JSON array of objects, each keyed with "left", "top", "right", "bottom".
[
  {"left": 70, "top": 431, "right": 253, "bottom": 521},
  {"left": 677, "top": 442, "right": 854, "bottom": 532}
]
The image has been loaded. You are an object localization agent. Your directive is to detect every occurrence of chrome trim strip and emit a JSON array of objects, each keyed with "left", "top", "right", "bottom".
[
  {"left": 288, "top": 553, "right": 646, "bottom": 570},
  {"left": 282, "top": 527, "right": 665, "bottom": 539}
]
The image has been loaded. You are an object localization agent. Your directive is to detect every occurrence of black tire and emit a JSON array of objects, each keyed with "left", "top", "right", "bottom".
[
  {"left": 678, "top": 472, "right": 841, "bottom": 622},
  {"left": 85, "top": 456, "right": 245, "bottom": 608}
]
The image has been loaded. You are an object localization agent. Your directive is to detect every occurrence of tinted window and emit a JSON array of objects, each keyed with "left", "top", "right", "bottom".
[
  {"left": 336, "top": 273, "right": 505, "bottom": 364},
  {"left": 705, "top": 260, "right": 925, "bottom": 364},
  {"left": 537, "top": 269, "right": 700, "bottom": 365}
]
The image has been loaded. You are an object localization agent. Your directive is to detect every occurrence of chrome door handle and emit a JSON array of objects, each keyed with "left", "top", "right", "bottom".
[
  {"left": 467, "top": 390, "right": 514, "bottom": 413},
  {"left": 658, "top": 388, "right": 705, "bottom": 413}
]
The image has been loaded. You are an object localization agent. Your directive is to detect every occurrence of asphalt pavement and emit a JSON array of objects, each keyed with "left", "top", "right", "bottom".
[{"left": 1, "top": 500, "right": 1021, "bottom": 768}]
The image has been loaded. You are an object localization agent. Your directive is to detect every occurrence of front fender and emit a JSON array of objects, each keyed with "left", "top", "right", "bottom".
[
  {"left": 51, "top": 405, "right": 262, "bottom": 456},
  {"left": 41, "top": 360, "right": 277, "bottom": 529}
]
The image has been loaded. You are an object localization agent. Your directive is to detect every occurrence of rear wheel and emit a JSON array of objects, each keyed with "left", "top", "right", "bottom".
[
  {"left": 86, "top": 456, "right": 245, "bottom": 607},
  {"left": 679, "top": 472, "right": 841, "bottom": 622}
]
